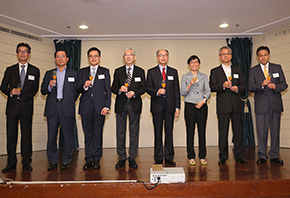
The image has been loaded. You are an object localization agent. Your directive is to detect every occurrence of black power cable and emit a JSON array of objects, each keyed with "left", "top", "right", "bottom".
[{"left": 137, "top": 177, "right": 161, "bottom": 190}]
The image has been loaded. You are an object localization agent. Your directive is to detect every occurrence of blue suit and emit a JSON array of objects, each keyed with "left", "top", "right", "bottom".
[
  {"left": 76, "top": 66, "right": 111, "bottom": 162},
  {"left": 41, "top": 68, "right": 79, "bottom": 165}
]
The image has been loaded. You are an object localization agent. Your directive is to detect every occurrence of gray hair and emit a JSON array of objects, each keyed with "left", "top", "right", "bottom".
[
  {"left": 218, "top": 46, "right": 232, "bottom": 55},
  {"left": 156, "top": 49, "right": 169, "bottom": 57},
  {"left": 123, "top": 47, "right": 136, "bottom": 56}
]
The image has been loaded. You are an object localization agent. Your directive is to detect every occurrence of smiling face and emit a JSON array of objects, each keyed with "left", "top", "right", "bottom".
[
  {"left": 123, "top": 49, "right": 136, "bottom": 66},
  {"left": 55, "top": 51, "right": 68, "bottom": 68},
  {"left": 16, "top": 46, "right": 30, "bottom": 64},
  {"left": 88, "top": 50, "right": 101, "bottom": 67},
  {"left": 257, "top": 49, "right": 270, "bottom": 65},
  {"left": 219, "top": 48, "right": 232, "bottom": 65},
  {"left": 189, "top": 58, "right": 200, "bottom": 72},
  {"left": 157, "top": 49, "right": 169, "bottom": 67}
]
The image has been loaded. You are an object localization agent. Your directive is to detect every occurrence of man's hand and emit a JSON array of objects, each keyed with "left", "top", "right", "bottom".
[
  {"left": 101, "top": 108, "right": 109, "bottom": 115},
  {"left": 158, "top": 88, "right": 166, "bottom": 95},
  {"left": 126, "top": 91, "right": 135, "bottom": 99},
  {"left": 223, "top": 81, "right": 232, "bottom": 88},
  {"left": 49, "top": 79, "right": 56, "bottom": 88},
  {"left": 119, "top": 85, "right": 128, "bottom": 93},
  {"left": 268, "top": 83, "right": 276, "bottom": 90},
  {"left": 262, "top": 79, "right": 270, "bottom": 87},
  {"left": 84, "top": 80, "right": 92, "bottom": 89},
  {"left": 175, "top": 109, "right": 180, "bottom": 118},
  {"left": 10, "top": 88, "right": 21, "bottom": 95},
  {"left": 230, "top": 85, "right": 238, "bottom": 92}
]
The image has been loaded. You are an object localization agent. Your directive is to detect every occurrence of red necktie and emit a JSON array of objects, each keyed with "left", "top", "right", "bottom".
[{"left": 162, "top": 68, "right": 166, "bottom": 80}]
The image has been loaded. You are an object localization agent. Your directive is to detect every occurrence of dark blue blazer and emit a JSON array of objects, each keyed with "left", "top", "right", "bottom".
[
  {"left": 0, "top": 63, "right": 40, "bottom": 116},
  {"left": 76, "top": 66, "right": 111, "bottom": 115},
  {"left": 41, "top": 68, "right": 79, "bottom": 117}
]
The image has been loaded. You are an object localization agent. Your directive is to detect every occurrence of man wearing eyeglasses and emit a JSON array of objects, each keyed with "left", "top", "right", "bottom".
[
  {"left": 111, "top": 48, "right": 146, "bottom": 169},
  {"left": 209, "top": 46, "right": 246, "bottom": 165},
  {"left": 1, "top": 43, "right": 40, "bottom": 172},
  {"left": 146, "top": 49, "right": 180, "bottom": 166},
  {"left": 41, "top": 49, "right": 79, "bottom": 170},
  {"left": 249, "top": 46, "right": 288, "bottom": 165},
  {"left": 76, "top": 47, "right": 111, "bottom": 170}
]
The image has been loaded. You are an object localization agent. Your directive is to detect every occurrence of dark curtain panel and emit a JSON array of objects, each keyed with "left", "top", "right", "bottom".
[
  {"left": 53, "top": 39, "right": 81, "bottom": 149},
  {"left": 227, "top": 37, "right": 255, "bottom": 146}
]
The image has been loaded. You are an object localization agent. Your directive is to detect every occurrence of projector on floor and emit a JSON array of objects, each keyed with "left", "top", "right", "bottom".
[{"left": 150, "top": 165, "right": 185, "bottom": 183}]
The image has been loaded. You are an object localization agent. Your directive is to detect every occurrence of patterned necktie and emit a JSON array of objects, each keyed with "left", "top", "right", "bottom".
[
  {"left": 162, "top": 67, "right": 166, "bottom": 81},
  {"left": 127, "top": 67, "right": 132, "bottom": 89},
  {"left": 91, "top": 67, "right": 96, "bottom": 85},
  {"left": 21, "top": 65, "right": 25, "bottom": 89},
  {"left": 264, "top": 65, "right": 269, "bottom": 79}
]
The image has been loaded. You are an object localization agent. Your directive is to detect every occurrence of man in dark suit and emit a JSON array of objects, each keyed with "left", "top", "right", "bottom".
[
  {"left": 41, "top": 49, "right": 79, "bottom": 170},
  {"left": 209, "top": 46, "right": 246, "bottom": 165},
  {"left": 249, "top": 46, "right": 288, "bottom": 165},
  {"left": 112, "top": 48, "right": 146, "bottom": 169},
  {"left": 1, "top": 43, "right": 40, "bottom": 172},
  {"left": 146, "top": 49, "right": 180, "bottom": 166},
  {"left": 76, "top": 47, "right": 111, "bottom": 170}
]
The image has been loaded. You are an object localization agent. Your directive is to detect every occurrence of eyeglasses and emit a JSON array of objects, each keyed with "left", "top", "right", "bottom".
[
  {"left": 220, "top": 53, "right": 231, "bottom": 56},
  {"left": 124, "top": 53, "right": 134, "bottom": 57},
  {"left": 89, "top": 55, "right": 100, "bottom": 58},
  {"left": 56, "top": 55, "right": 66, "bottom": 58},
  {"left": 18, "top": 50, "right": 29, "bottom": 54},
  {"left": 157, "top": 54, "right": 168, "bottom": 57}
]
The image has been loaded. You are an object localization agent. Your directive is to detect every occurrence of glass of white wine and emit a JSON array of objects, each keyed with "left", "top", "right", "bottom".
[{"left": 17, "top": 83, "right": 21, "bottom": 99}]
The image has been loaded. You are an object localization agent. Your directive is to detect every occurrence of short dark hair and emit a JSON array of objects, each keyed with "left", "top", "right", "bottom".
[
  {"left": 156, "top": 49, "right": 169, "bottom": 57},
  {"left": 16, "top": 43, "right": 31, "bottom": 53},
  {"left": 54, "top": 49, "right": 68, "bottom": 58},
  {"left": 187, "top": 55, "right": 201, "bottom": 65},
  {"left": 87, "top": 47, "right": 101, "bottom": 57},
  {"left": 256, "top": 46, "right": 270, "bottom": 56}
]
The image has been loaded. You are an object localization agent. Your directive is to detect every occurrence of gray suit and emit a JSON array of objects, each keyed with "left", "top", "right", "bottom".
[{"left": 249, "top": 62, "right": 288, "bottom": 160}]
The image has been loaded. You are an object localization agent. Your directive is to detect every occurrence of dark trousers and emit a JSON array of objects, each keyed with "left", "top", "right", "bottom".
[
  {"left": 6, "top": 114, "right": 32, "bottom": 166},
  {"left": 218, "top": 110, "right": 243, "bottom": 160},
  {"left": 184, "top": 102, "right": 208, "bottom": 160},
  {"left": 81, "top": 100, "right": 105, "bottom": 162},
  {"left": 152, "top": 105, "right": 174, "bottom": 162},
  {"left": 46, "top": 102, "right": 75, "bottom": 164},
  {"left": 116, "top": 99, "right": 140, "bottom": 161},
  {"left": 256, "top": 105, "right": 281, "bottom": 160}
]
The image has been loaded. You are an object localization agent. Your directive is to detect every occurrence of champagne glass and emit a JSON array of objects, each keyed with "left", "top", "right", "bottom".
[
  {"left": 124, "top": 79, "right": 129, "bottom": 93},
  {"left": 161, "top": 79, "right": 166, "bottom": 89},
  {"left": 52, "top": 70, "right": 57, "bottom": 86},
  {"left": 89, "top": 72, "right": 94, "bottom": 87},
  {"left": 193, "top": 74, "right": 197, "bottom": 82},
  {"left": 228, "top": 73, "right": 232, "bottom": 81},
  {"left": 267, "top": 73, "right": 271, "bottom": 81},
  {"left": 17, "top": 83, "right": 21, "bottom": 99}
]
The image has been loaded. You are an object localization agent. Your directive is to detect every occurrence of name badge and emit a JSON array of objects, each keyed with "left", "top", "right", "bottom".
[
  {"left": 28, "top": 75, "right": 35, "bottom": 81},
  {"left": 233, "top": 74, "right": 239, "bottom": 78},
  {"left": 68, "top": 77, "right": 75, "bottom": 82},
  {"left": 134, "top": 77, "right": 141, "bottom": 82},
  {"left": 168, "top": 76, "right": 174, "bottom": 80},
  {"left": 98, "top": 74, "right": 105, "bottom": 79},
  {"left": 273, "top": 73, "right": 279, "bottom": 78}
]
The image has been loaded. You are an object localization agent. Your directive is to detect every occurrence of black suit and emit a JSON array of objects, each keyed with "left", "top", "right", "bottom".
[
  {"left": 146, "top": 65, "right": 180, "bottom": 162},
  {"left": 76, "top": 66, "right": 111, "bottom": 162},
  {"left": 0, "top": 63, "right": 40, "bottom": 166},
  {"left": 209, "top": 65, "right": 245, "bottom": 160},
  {"left": 249, "top": 63, "right": 288, "bottom": 160},
  {"left": 111, "top": 65, "right": 146, "bottom": 161},
  {"left": 41, "top": 68, "right": 79, "bottom": 165}
]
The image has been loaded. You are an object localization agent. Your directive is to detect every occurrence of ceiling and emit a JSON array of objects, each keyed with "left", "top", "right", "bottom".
[{"left": 1, "top": 0, "right": 290, "bottom": 40}]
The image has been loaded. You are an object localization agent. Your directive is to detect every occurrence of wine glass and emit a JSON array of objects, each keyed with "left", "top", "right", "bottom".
[
  {"left": 267, "top": 73, "right": 271, "bottom": 81},
  {"left": 17, "top": 83, "right": 21, "bottom": 99},
  {"left": 89, "top": 72, "right": 94, "bottom": 87},
  {"left": 161, "top": 79, "right": 166, "bottom": 89},
  {"left": 193, "top": 74, "right": 197, "bottom": 82},
  {"left": 228, "top": 73, "right": 232, "bottom": 81},
  {"left": 52, "top": 70, "right": 57, "bottom": 86}
]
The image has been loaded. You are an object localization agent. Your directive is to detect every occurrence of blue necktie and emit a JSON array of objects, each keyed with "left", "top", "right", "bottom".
[{"left": 21, "top": 65, "right": 25, "bottom": 89}]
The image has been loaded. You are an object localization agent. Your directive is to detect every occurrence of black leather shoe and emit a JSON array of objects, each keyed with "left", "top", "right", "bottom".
[
  {"left": 83, "top": 161, "right": 92, "bottom": 169},
  {"left": 218, "top": 159, "right": 226, "bottom": 165},
  {"left": 48, "top": 163, "right": 57, "bottom": 170},
  {"left": 154, "top": 159, "right": 163, "bottom": 165},
  {"left": 257, "top": 158, "right": 267, "bottom": 164},
  {"left": 115, "top": 160, "right": 126, "bottom": 168},
  {"left": 129, "top": 159, "right": 138, "bottom": 168},
  {"left": 93, "top": 161, "right": 100, "bottom": 169},
  {"left": 23, "top": 164, "right": 33, "bottom": 171},
  {"left": 165, "top": 160, "right": 176, "bottom": 166},
  {"left": 270, "top": 158, "right": 284, "bottom": 165},
  {"left": 61, "top": 163, "right": 70, "bottom": 170},
  {"left": 236, "top": 158, "right": 247, "bottom": 164},
  {"left": 2, "top": 165, "right": 16, "bottom": 173}
]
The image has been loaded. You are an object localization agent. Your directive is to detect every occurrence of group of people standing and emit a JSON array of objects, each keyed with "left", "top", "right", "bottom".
[{"left": 1, "top": 43, "right": 287, "bottom": 173}]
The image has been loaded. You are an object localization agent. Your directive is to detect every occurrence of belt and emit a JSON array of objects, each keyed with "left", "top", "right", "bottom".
[{"left": 56, "top": 98, "right": 63, "bottom": 102}]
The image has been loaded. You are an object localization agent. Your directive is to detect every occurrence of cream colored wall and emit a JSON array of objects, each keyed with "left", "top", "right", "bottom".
[
  {"left": 0, "top": 23, "right": 55, "bottom": 155},
  {"left": 77, "top": 39, "right": 228, "bottom": 149},
  {"left": 251, "top": 26, "right": 290, "bottom": 148}
]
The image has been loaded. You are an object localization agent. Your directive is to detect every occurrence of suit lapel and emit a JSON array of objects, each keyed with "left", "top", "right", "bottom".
[
  {"left": 218, "top": 65, "right": 228, "bottom": 81},
  {"left": 256, "top": 64, "right": 265, "bottom": 80}
]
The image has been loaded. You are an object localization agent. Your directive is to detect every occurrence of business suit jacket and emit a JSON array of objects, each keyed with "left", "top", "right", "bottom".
[
  {"left": 111, "top": 65, "right": 146, "bottom": 114},
  {"left": 1, "top": 63, "right": 40, "bottom": 116},
  {"left": 209, "top": 65, "right": 245, "bottom": 114},
  {"left": 146, "top": 65, "right": 180, "bottom": 114},
  {"left": 248, "top": 63, "right": 288, "bottom": 114},
  {"left": 76, "top": 66, "right": 111, "bottom": 115},
  {"left": 41, "top": 68, "right": 79, "bottom": 117}
]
